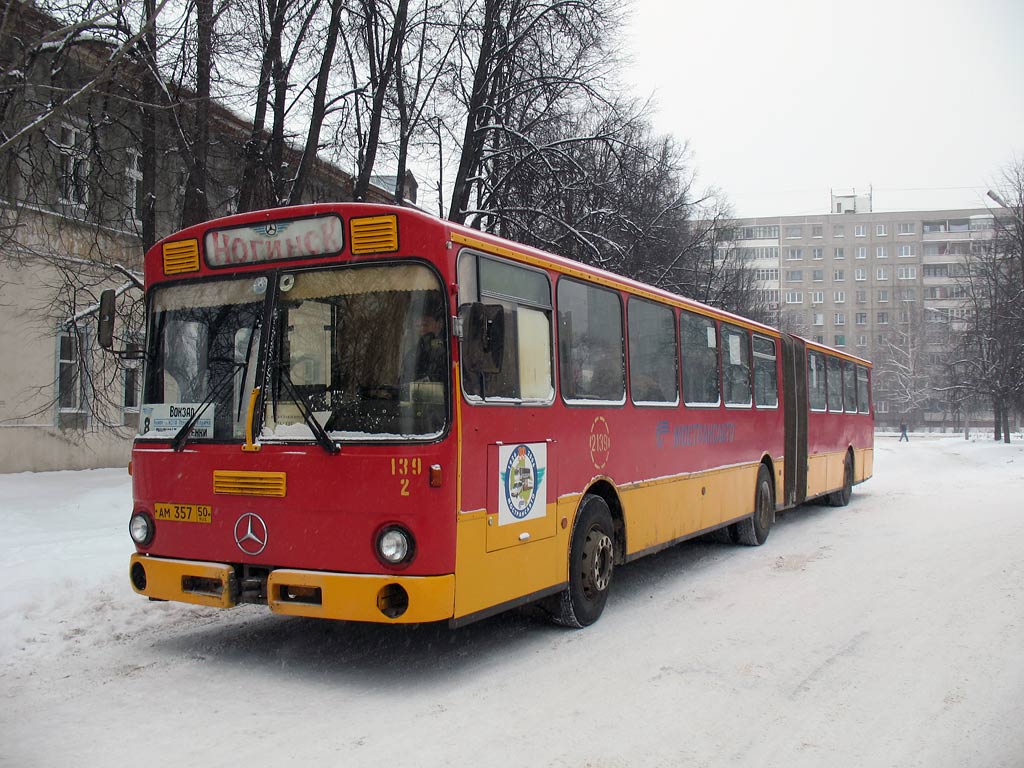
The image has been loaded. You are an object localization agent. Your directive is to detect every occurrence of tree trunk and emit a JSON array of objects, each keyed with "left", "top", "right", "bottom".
[
  {"left": 448, "top": 0, "right": 501, "bottom": 224},
  {"left": 289, "top": 0, "right": 345, "bottom": 205},
  {"left": 180, "top": 0, "right": 213, "bottom": 227},
  {"left": 1002, "top": 409, "right": 1011, "bottom": 444},
  {"left": 140, "top": 0, "right": 159, "bottom": 251},
  {"left": 353, "top": 0, "right": 411, "bottom": 201},
  {"left": 994, "top": 399, "right": 1003, "bottom": 441}
]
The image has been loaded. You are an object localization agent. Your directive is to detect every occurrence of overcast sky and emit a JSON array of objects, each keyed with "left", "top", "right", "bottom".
[{"left": 623, "top": 0, "right": 1024, "bottom": 217}]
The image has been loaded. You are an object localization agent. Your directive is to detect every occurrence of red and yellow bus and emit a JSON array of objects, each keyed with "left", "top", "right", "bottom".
[{"left": 110, "top": 203, "right": 873, "bottom": 628}]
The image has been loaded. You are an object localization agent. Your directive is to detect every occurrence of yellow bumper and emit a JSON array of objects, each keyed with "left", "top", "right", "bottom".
[{"left": 128, "top": 554, "right": 455, "bottom": 624}]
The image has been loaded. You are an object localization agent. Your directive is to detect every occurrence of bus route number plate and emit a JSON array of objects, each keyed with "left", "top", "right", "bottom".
[{"left": 154, "top": 503, "right": 212, "bottom": 524}]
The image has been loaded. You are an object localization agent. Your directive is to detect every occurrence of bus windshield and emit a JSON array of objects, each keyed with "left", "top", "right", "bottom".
[{"left": 141, "top": 263, "right": 449, "bottom": 444}]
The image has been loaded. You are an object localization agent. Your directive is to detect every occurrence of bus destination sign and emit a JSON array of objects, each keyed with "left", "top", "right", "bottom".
[{"left": 204, "top": 214, "right": 344, "bottom": 267}]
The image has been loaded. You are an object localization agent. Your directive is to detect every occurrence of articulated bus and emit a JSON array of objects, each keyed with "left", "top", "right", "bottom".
[{"left": 109, "top": 203, "right": 873, "bottom": 628}]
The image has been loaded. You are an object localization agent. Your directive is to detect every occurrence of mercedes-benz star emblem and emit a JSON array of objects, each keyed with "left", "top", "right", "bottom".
[{"left": 234, "top": 512, "right": 268, "bottom": 556}]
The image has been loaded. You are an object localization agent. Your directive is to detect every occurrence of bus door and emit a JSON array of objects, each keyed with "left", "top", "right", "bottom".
[{"left": 780, "top": 335, "right": 808, "bottom": 507}]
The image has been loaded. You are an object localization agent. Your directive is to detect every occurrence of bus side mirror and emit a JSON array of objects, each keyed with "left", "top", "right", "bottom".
[
  {"left": 460, "top": 303, "right": 504, "bottom": 375},
  {"left": 98, "top": 289, "right": 116, "bottom": 350}
]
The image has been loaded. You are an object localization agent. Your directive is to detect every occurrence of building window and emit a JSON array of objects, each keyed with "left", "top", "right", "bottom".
[
  {"left": 857, "top": 335, "right": 867, "bottom": 347},
  {"left": 123, "top": 333, "right": 143, "bottom": 428},
  {"left": 834, "top": 312, "right": 846, "bottom": 325},
  {"left": 833, "top": 225, "right": 844, "bottom": 238},
  {"left": 878, "top": 289, "right": 889, "bottom": 302},
  {"left": 787, "top": 248, "right": 803, "bottom": 261},
  {"left": 856, "top": 246, "right": 867, "bottom": 259},
  {"left": 855, "top": 312, "right": 867, "bottom": 325},
  {"left": 877, "top": 267, "right": 889, "bottom": 280},
  {"left": 856, "top": 290, "right": 867, "bottom": 303},
  {"left": 812, "top": 247, "right": 824, "bottom": 260},
  {"left": 877, "top": 311, "right": 889, "bottom": 324},
  {"left": 812, "top": 269, "right": 824, "bottom": 282},
  {"left": 785, "top": 225, "right": 803, "bottom": 238},
  {"left": 813, "top": 312, "right": 824, "bottom": 326},
  {"left": 834, "top": 290, "right": 846, "bottom": 303},
  {"left": 834, "top": 335, "right": 846, "bottom": 347},
  {"left": 786, "top": 270, "right": 803, "bottom": 282},
  {"left": 810, "top": 290, "right": 823, "bottom": 304},
  {"left": 897, "top": 223, "right": 915, "bottom": 235},
  {"left": 897, "top": 266, "right": 917, "bottom": 280},
  {"left": 876, "top": 246, "right": 887, "bottom": 259},
  {"left": 812, "top": 224, "right": 823, "bottom": 238},
  {"left": 899, "top": 244, "right": 915, "bottom": 257},
  {"left": 834, "top": 269, "right": 845, "bottom": 281},
  {"left": 854, "top": 268, "right": 866, "bottom": 281},
  {"left": 898, "top": 288, "right": 917, "bottom": 301},
  {"left": 125, "top": 148, "right": 143, "bottom": 226},
  {"left": 854, "top": 224, "right": 866, "bottom": 237},
  {"left": 58, "top": 123, "right": 90, "bottom": 209},
  {"left": 785, "top": 291, "right": 803, "bottom": 304},
  {"left": 57, "top": 329, "right": 89, "bottom": 429},
  {"left": 876, "top": 224, "right": 887, "bottom": 236},
  {"left": 834, "top": 247, "right": 845, "bottom": 260}
]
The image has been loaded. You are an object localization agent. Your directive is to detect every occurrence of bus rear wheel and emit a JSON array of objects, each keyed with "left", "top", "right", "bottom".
[
  {"left": 552, "top": 494, "right": 615, "bottom": 628},
  {"left": 828, "top": 451, "right": 854, "bottom": 507},
  {"left": 733, "top": 464, "right": 774, "bottom": 546}
]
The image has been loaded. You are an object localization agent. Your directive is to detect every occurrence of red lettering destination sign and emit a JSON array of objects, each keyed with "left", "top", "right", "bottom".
[{"left": 204, "top": 214, "right": 344, "bottom": 267}]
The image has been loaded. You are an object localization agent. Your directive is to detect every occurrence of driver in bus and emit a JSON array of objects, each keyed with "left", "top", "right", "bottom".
[{"left": 410, "top": 293, "right": 447, "bottom": 382}]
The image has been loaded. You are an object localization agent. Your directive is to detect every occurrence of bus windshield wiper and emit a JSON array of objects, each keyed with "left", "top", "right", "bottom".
[
  {"left": 275, "top": 368, "right": 340, "bottom": 455},
  {"left": 170, "top": 363, "right": 241, "bottom": 452}
]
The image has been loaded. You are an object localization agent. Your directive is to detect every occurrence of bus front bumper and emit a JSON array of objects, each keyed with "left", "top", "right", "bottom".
[{"left": 129, "top": 554, "right": 455, "bottom": 623}]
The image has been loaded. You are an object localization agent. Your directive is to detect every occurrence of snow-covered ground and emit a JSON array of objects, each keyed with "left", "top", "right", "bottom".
[{"left": 2, "top": 436, "right": 1023, "bottom": 767}]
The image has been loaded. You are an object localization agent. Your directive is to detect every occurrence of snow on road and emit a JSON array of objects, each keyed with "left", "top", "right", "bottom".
[{"left": 2, "top": 436, "right": 1023, "bottom": 767}]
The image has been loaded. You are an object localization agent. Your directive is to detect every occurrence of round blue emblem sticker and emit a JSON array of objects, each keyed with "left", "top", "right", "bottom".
[{"left": 503, "top": 444, "right": 539, "bottom": 519}]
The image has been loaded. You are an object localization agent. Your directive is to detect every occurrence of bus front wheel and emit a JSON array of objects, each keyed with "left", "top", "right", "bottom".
[
  {"left": 552, "top": 494, "right": 615, "bottom": 628},
  {"left": 733, "top": 464, "right": 774, "bottom": 546}
]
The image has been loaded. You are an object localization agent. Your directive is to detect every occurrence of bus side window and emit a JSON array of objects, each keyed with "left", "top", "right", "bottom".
[
  {"left": 558, "top": 278, "right": 625, "bottom": 403},
  {"left": 721, "top": 324, "right": 752, "bottom": 407},
  {"left": 843, "top": 360, "right": 858, "bottom": 413},
  {"left": 826, "top": 355, "right": 844, "bottom": 412},
  {"left": 808, "top": 351, "right": 827, "bottom": 411},
  {"left": 752, "top": 334, "right": 778, "bottom": 408},
  {"left": 459, "top": 252, "right": 554, "bottom": 403},
  {"left": 857, "top": 365, "right": 870, "bottom": 414},
  {"left": 628, "top": 297, "right": 678, "bottom": 405},
  {"left": 679, "top": 311, "right": 720, "bottom": 406}
]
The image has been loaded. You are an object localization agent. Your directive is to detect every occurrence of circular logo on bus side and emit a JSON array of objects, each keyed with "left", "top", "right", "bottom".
[
  {"left": 234, "top": 512, "right": 268, "bottom": 556},
  {"left": 503, "top": 445, "right": 539, "bottom": 519},
  {"left": 590, "top": 416, "right": 611, "bottom": 470}
]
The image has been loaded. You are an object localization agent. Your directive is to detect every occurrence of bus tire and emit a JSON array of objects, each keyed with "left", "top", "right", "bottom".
[
  {"left": 552, "top": 494, "right": 615, "bottom": 628},
  {"left": 828, "top": 451, "right": 854, "bottom": 507},
  {"left": 735, "top": 464, "right": 774, "bottom": 546}
]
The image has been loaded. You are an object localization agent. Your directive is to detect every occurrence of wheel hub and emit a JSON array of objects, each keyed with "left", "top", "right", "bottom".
[{"left": 582, "top": 528, "right": 613, "bottom": 597}]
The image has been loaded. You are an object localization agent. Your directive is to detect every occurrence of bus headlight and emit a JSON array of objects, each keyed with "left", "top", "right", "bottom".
[
  {"left": 377, "top": 526, "right": 414, "bottom": 565},
  {"left": 129, "top": 512, "right": 154, "bottom": 546}
]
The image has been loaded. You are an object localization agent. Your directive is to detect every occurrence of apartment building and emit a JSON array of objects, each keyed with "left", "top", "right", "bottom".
[{"left": 728, "top": 193, "right": 995, "bottom": 431}]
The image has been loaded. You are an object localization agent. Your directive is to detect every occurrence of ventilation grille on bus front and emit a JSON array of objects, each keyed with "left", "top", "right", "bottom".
[
  {"left": 162, "top": 239, "right": 200, "bottom": 274},
  {"left": 350, "top": 215, "right": 399, "bottom": 255},
  {"left": 213, "top": 470, "right": 287, "bottom": 497}
]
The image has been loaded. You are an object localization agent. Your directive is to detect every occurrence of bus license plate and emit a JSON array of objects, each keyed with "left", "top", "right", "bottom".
[{"left": 154, "top": 503, "right": 212, "bottom": 524}]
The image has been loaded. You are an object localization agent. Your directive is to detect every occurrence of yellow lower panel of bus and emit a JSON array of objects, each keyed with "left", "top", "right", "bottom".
[
  {"left": 129, "top": 554, "right": 235, "bottom": 608},
  {"left": 267, "top": 569, "right": 454, "bottom": 623},
  {"left": 454, "top": 503, "right": 568, "bottom": 620},
  {"left": 620, "top": 463, "right": 760, "bottom": 555},
  {"left": 856, "top": 447, "right": 873, "bottom": 483}
]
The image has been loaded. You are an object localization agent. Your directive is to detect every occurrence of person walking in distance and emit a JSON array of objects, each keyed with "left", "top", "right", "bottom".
[{"left": 899, "top": 422, "right": 909, "bottom": 442}]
